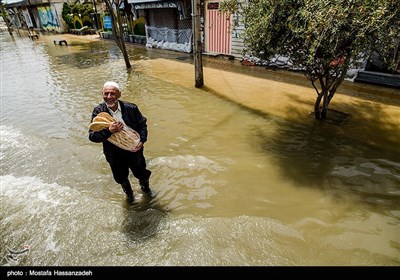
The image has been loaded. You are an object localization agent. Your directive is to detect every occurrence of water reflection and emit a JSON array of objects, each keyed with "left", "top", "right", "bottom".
[
  {"left": 121, "top": 198, "right": 169, "bottom": 244},
  {"left": 254, "top": 116, "right": 400, "bottom": 211}
]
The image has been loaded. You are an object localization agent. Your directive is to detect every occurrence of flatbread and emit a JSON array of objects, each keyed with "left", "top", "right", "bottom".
[
  {"left": 108, "top": 126, "right": 141, "bottom": 151},
  {"left": 89, "top": 121, "right": 110, "bottom": 131},
  {"left": 89, "top": 112, "right": 141, "bottom": 151},
  {"left": 94, "top": 112, "right": 114, "bottom": 123},
  {"left": 92, "top": 115, "right": 111, "bottom": 123}
]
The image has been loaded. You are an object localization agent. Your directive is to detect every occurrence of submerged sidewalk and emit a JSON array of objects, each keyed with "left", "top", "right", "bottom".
[
  {"left": 137, "top": 57, "right": 400, "bottom": 152},
  {"left": 139, "top": 57, "right": 315, "bottom": 122}
]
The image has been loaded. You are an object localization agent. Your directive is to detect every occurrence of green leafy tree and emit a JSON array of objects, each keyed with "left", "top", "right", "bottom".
[
  {"left": 62, "top": 3, "right": 94, "bottom": 29},
  {"left": 103, "top": 0, "right": 131, "bottom": 68},
  {"left": 0, "top": 0, "right": 13, "bottom": 35},
  {"left": 61, "top": 3, "right": 73, "bottom": 29},
  {"left": 221, "top": 0, "right": 400, "bottom": 120}
]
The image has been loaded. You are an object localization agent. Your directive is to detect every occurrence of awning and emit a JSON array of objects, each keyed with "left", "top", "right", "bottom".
[
  {"left": 4, "top": 0, "right": 28, "bottom": 8},
  {"left": 127, "top": 0, "right": 179, "bottom": 10}
]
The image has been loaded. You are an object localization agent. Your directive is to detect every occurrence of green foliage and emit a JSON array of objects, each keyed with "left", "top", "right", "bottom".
[
  {"left": 219, "top": 0, "right": 240, "bottom": 12},
  {"left": 62, "top": 2, "right": 94, "bottom": 29},
  {"left": 233, "top": 0, "right": 400, "bottom": 73},
  {"left": 61, "top": 3, "right": 73, "bottom": 28}
]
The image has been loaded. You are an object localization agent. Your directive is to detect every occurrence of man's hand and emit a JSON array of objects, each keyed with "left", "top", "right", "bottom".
[
  {"left": 109, "top": 121, "right": 124, "bottom": 133},
  {"left": 131, "top": 142, "right": 143, "bottom": 152}
]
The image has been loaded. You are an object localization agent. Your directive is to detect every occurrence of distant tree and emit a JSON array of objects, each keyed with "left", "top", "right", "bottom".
[
  {"left": 220, "top": 0, "right": 400, "bottom": 120},
  {"left": 103, "top": 0, "right": 131, "bottom": 68},
  {"left": 61, "top": 3, "right": 73, "bottom": 29},
  {"left": 0, "top": 0, "right": 13, "bottom": 35},
  {"left": 62, "top": 3, "right": 95, "bottom": 29}
]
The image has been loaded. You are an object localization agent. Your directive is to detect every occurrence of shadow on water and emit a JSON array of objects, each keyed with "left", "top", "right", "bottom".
[
  {"left": 253, "top": 96, "right": 400, "bottom": 210},
  {"left": 285, "top": 93, "right": 400, "bottom": 151},
  {"left": 120, "top": 196, "right": 169, "bottom": 244},
  {"left": 187, "top": 63, "right": 400, "bottom": 213}
]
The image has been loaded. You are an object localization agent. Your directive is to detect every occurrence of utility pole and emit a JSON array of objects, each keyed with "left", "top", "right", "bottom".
[{"left": 192, "top": 0, "right": 204, "bottom": 88}]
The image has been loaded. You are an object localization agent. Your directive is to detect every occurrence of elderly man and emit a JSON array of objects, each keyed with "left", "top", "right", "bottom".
[{"left": 89, "top": 81, "right": 153, "bottom": 202}]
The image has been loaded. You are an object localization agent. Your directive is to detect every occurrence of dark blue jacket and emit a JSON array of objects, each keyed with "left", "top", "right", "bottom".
[{"left": 89, "top": 101, "right": 148, "bottom": 163}]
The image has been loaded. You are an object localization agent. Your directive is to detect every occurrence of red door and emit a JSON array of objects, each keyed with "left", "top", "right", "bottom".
[{"left": 205, "top": 1, "right": 232, "bottom": 55}]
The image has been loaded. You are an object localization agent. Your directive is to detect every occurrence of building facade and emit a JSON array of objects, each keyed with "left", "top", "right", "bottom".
[{"left": 3, "top": 0, "right": 245, "bottom": 58}]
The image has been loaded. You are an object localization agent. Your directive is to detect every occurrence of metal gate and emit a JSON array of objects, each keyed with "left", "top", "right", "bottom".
[{"left": 205, "top": 1, "right": 232, "bottom": 55}]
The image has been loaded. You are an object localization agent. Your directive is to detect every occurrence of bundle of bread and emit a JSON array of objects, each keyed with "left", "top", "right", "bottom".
[{"left": 89, "top": 112, "right": 141, "bottom": 151}]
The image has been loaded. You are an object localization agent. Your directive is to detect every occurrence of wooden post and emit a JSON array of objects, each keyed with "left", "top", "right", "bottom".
[{"left": 192, "top": 0, "right": 204, "bottom": 88}]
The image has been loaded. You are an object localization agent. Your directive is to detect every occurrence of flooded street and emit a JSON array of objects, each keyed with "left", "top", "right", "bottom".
[{"left": 1, "top": 32, "right": 399, "bottom": 266}]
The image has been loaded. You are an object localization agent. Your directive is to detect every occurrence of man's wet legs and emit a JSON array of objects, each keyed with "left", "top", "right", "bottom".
[
  {"left": 121, "top": 179, "right": 134, "bottom": 202},
  {"left": 139, "top": 179, "right": 155, "bottom": 198}
]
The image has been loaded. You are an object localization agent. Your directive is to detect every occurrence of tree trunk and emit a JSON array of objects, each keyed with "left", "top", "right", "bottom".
[
  {"left": 105, "top": 1, "right": 131, "bottom": 69},
  {"left": 321, "top": 90, "right": 329, "bottom": 119},
  {"left": 115, "top": 7, "right": 131, "bottom": 68},
  {"left": 0, "top": 4, "right": 13, "bottom": 36},
  {"left": 314, "top": 93, "right": 323, "bottom": 120}
]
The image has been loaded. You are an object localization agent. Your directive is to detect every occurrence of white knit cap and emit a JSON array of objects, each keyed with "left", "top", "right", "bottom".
[{"left": 103, "top": 81, "right": 120, "bottom": 91}]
